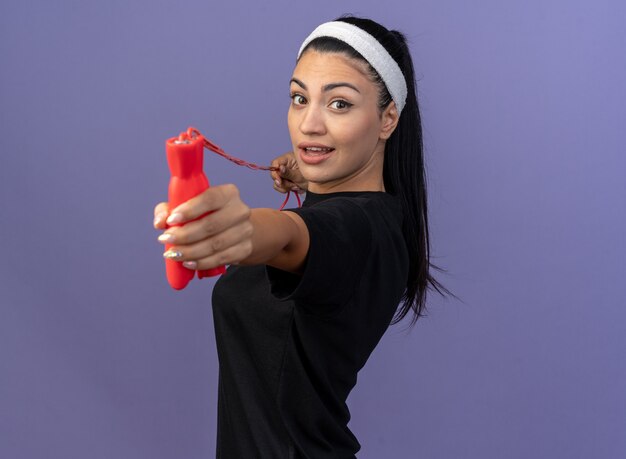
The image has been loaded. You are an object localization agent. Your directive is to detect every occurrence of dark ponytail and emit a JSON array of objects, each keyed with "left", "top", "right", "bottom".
[{"left": 301, "top": 16, "right": 456, "bottom": 328}]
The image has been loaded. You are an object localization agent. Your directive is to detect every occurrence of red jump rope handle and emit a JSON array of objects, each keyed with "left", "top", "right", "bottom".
[{"left": 165, "top": 132, "right": 226, "bottom": 290}]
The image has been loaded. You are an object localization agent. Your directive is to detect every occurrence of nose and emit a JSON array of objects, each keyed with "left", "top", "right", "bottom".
[{"left": 298, "top": 103, "right": 326, "bottom": 136}]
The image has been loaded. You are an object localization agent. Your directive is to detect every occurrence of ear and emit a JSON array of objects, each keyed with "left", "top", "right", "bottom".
[{"left": 379, "top": 101, "right": 400, "bottom": 140}]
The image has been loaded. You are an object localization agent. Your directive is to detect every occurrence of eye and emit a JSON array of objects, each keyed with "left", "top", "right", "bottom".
[
  {"left": 291, "top": 93, "right": 307, "bottom": 106},
  {"left": 329, "top": 99, "right": 353, "bottom": 110}
]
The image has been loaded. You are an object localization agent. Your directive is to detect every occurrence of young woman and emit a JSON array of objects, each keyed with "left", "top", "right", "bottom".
[{"left": 153, "top": 16, "right": 450, "bottom": 458}]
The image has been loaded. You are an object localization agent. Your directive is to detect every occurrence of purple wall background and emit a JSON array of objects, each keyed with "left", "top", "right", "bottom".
[{"left": 1, "top": 1, "right": 624, "bottom": 458}]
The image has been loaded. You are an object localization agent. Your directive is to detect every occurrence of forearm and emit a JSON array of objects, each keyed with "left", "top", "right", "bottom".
[
  {"left": 155, "top": 184, "right": 309, "bottom": 274},
  {"left": 238, "top": 208, "right": 308, "bottom": 273}
]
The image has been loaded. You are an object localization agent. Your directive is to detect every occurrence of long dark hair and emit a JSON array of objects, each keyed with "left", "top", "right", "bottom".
[{"left": 300, "top": 16, "right": 456, "bottom": 328}]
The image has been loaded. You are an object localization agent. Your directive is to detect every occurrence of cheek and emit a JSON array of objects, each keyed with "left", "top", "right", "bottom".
[
  {"left": 332, "top": 114, "right": 381, "bottom": 148},
  {"left": 287, "top": 110, "right": 298, "bottom": 140},
  {"left": 287, "top": 105, "right": 305, "bottom": 129}
]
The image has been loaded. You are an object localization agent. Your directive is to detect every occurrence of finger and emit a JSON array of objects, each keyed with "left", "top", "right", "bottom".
[
  {"left": 166, "top": 184, "right": 238, "bottom": 225},
  {"left": 153, "top": 202, "right": 170, "bottom": 229},
  {"left": 278, "top": 165, "right": 300, "bottom": 183},
  {"left": 270, "top": 157, "right": 289, "bottom": 182},
  {"left": 159, "top": 200, "right": 251, "bottom": 246},
  {"left": 270, "top": 153, "right": 291, "bottom": 168},
  {"left": 271, "top": 173, "right": 282, "bottom": 187},
  {"left": 188, "top": 236, "right": 254, "bottom": 270},
  {"left": 192, "top": 241, "right": 253, "bottom": 270},
  {"left": 272, "top": 181, "right": 289, "bottom": 194},
  {"left": 282, "top": 178, "right": 300, "bottom": 189},
  {"left": 163, "top": 221, "right": 253, "bottom": 265}
]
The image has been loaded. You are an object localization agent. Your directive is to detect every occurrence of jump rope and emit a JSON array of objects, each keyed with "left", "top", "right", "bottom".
[{"left": 164, "top": 127, "right": 302, "bottom": 290}]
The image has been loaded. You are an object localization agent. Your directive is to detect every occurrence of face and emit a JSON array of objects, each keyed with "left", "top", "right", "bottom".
[{"left": 288, "top": 50, "right": 398, "bottom": 193}]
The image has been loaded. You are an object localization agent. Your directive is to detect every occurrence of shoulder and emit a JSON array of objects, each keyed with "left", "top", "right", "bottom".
[
  {"left": 346, "top": 192, "right": 403, "bottom": 217},
  {"left": 286, "top": 192, "right": 403, "bottom": 240},
  {"left": 324, "top": 192, "right": 404, "bottom": 232},
  {"left": 285, "top": 195, "right": 373, "bottom": 233},
  {"left": 267, "top": 192, "right": 405, "bottom": 308},
  {"left": 293, "top": 191, "right": 402, "bottom": 217}
]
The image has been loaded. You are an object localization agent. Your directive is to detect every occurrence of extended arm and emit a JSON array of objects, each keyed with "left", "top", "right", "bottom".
[
  {"left": 240, "top": 208, "right": 309, "bottom": 273},
  {"left": 154, "top": 184, "right": 309, "bottom": 274}
]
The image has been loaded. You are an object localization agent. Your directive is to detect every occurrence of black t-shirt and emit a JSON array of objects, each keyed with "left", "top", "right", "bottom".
[{"left": 211, "top": 190, "right": 409, "bottom": 458}]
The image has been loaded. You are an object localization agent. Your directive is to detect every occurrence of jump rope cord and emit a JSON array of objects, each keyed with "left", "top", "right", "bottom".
[{"left": 183, "top": 127, "right": 302, "bottom": 211}]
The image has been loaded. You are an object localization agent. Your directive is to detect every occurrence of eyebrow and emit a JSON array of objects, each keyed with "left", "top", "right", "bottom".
[{"left": 290, "top": 78, "right": 360, "bottom": 94}]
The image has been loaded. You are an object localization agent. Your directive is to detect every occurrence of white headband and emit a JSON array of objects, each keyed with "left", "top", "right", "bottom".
[{"left": 297, "top": 21, "right": 408, "bottom": 114}]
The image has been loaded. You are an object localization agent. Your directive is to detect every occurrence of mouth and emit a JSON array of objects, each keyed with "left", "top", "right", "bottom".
[{"left": 298, "top": 143, "right": 335, "bottom": 164}]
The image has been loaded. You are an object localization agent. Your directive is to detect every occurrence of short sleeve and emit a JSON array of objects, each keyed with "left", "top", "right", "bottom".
[{"left": 266, "top": 198, "right": 372, "bottom": 311}]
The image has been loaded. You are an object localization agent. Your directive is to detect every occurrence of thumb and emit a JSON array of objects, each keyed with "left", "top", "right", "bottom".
[
  {"left": 278, "top": 159, "right": 301, "bottom": 182},
  {"left": 153, "top": 202, "right": 170, "bottom": 229}
]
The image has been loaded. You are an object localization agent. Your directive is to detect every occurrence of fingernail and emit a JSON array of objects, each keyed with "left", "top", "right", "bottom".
[
  {"left": 166, "top": 213, "right": 183, "bottom": 225},
  {"left": 182, "top": 261, "right": 197, "bottom": 269},
  {"left": 280, "top": 165, "right": 285, "bottom": 173},
  {"left": 158, "top": 233, "right": 174, "bottom": 243},
  {"left": 153, "top": 212, "right": 166, "bottom": 227},
  {"left": 163, "top": 250, "right": 182, "bottom": 259},
  {"left": 274, "top": 179, "right": 281, "bottom": 186}
]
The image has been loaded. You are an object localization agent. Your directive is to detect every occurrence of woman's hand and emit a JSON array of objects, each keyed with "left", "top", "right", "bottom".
[
  {"left": 270, "top": 152, "right": 308, "bottom": 194},
  {"left": 153, "top": 184, "right": 253, "bottom": 270}
]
